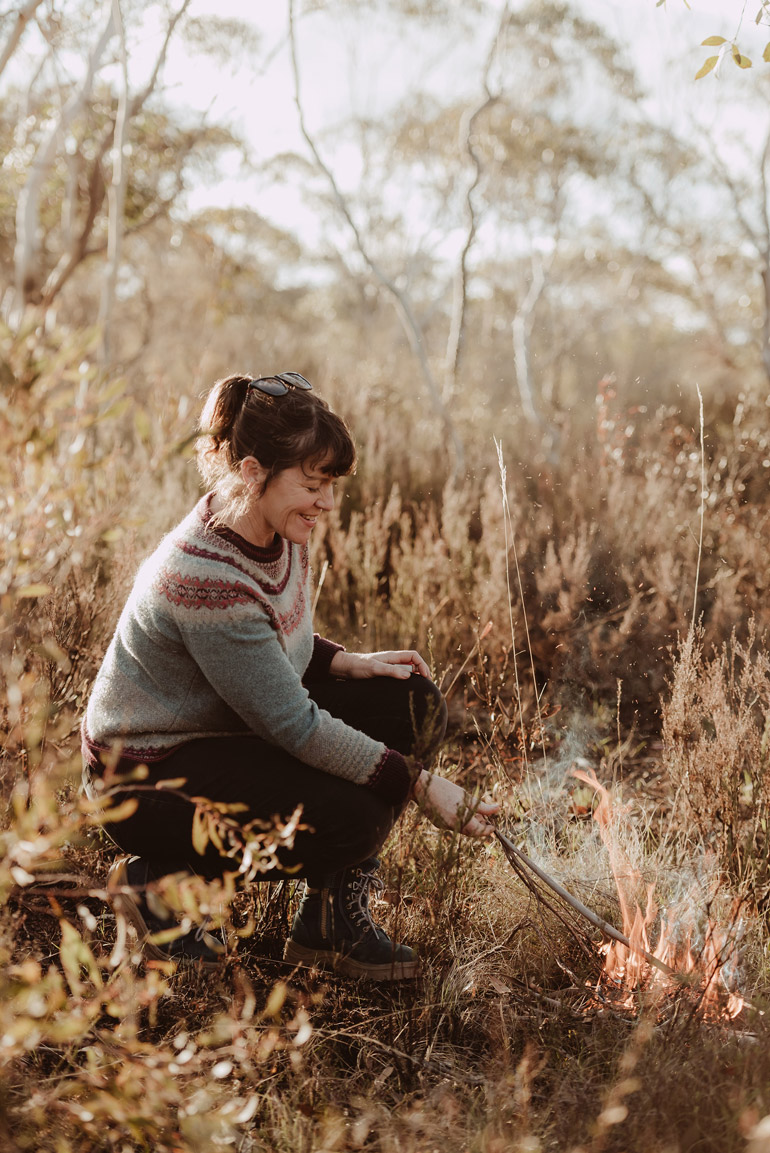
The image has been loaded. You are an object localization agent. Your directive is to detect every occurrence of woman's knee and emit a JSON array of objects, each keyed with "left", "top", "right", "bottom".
[
  {"left": 401, "top": 676, "right": 447, "bottom": 759},
  {"left": 289, "top": 785, "right": 396, "bottom": 877}
]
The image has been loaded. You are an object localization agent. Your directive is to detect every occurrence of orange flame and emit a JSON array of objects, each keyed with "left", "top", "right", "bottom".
[{"left": 572, "top": 765, "right": 744, "bottom": 1019}]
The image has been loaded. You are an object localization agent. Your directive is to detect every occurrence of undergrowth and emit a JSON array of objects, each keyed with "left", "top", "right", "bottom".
[{"left": 1, "top": 323, "right": 770, "bottom": 1150}]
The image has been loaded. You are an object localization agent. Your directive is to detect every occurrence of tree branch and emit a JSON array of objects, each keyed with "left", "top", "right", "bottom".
[
  {"left": 0, "top": 0, "right": 45, "bottom": 83},
  {"left": 13, "top": 6, "right": 116, "bottom": 308},
  {"left": 444, "top": 1, "right": 509, "bottom": 398},
  {"left": 99, "top": 0, "right": 130, "bottom": 364},
  {"left": 287, "top": 0, "right": 464, "bottom": 479}
]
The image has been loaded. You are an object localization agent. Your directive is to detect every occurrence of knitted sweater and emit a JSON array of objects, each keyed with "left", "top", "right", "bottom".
[{"left": 84, "top": 495, "right": 414, "bottom": 806}]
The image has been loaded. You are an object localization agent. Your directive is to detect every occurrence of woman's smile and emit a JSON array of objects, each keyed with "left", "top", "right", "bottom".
[{"left": 252, "top": 463, "right": 335, "bottom": 546}]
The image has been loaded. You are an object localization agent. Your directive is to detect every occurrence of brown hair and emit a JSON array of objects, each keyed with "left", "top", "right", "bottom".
[{"left": 196, "top": 374, "right": 356, "bottom": 518}]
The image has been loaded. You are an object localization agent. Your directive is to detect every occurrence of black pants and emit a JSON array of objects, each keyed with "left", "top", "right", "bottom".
[{"left": 97, "top": 675, "right": 447, "bottom": 884}]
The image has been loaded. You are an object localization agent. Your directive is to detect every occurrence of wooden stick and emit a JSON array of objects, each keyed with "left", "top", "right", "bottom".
[{"left": 494, "top": 829, "right": 676, "bottom": 978}]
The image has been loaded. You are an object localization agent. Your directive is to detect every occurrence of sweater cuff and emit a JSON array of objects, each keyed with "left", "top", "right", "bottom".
[
  {"left": 303, "top": 634, "right": 345, "bottom": 682},
  {"left": 366, "top": 750, "right": 421, "bottom": 808}
]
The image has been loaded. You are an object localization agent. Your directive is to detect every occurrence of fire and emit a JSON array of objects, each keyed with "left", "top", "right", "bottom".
[{"left": 572, "top": 766, "right": 745, "bottom": 1019}]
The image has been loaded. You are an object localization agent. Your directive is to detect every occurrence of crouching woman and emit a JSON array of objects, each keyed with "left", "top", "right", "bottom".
[{"left": 82, "top": 371, "right": 498, "bottom": 979}]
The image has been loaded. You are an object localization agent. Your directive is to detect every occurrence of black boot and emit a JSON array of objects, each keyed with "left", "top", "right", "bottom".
[
  {"left": 108, "top": 856, "right": 226, "bottom": 970},
  {"left": 283, "top": 857, "right": 417, "bottom": 981}
]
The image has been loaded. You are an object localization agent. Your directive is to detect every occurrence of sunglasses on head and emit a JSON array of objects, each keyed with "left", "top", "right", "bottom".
[{"left": 246, "top": 372, "right": 312, "bottom": 397}]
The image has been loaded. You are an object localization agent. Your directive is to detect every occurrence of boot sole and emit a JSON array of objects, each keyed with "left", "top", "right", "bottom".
[
  {"left": 108, "top": 857, "right": 223, "bottom": 972},
  {"left": 283, "top": 938, "right": 419, "bottom": 981}
]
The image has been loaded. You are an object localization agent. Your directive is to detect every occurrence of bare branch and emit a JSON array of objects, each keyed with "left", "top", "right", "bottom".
[
  {"left": 287, "top": 0, "right": 464, "bottom": 479},
  {"left": 129, "top": 0, "right": 193, "bottom": 116},
  {"left": 99, "top": 0, "right": 130, "bottom": 365},
  {"left": 512, "top": 251, "right": 549, "bottom": 426},
  {"left": 0, "top": 0, "right": 45, "bottom": 83},
  {"left": 32, "top": 0, "right": 193, "bottom": 318},
  {"left": 40, "top": 151, "right": 107, "bottom": 308},
  {"left": 444, "top": 1, "right": 509, "bottom": 398},
  {"left": 13, "top": 6, "right": 116, "bottom": 308}
]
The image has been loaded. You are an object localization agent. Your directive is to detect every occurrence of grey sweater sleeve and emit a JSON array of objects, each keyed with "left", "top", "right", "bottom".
[{"left": 176, "top": 612, "right": 411, "bottom": 798}]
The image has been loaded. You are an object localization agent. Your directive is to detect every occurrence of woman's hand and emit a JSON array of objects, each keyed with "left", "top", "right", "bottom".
[
  {"left": 329, "top": 649, "right": 430, "bottom": 681},
  {"left": 411, "top": 770, "right": 500, "bottom": 838}
]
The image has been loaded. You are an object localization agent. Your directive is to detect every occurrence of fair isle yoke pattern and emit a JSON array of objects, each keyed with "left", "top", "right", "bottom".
[{"left": 84, "top": 496, "right": 413, "bottom": 806}]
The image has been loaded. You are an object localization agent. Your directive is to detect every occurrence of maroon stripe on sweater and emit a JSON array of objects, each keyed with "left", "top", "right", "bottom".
[{"left": 366, "top": 749, "right": 416, "bottom": 807}]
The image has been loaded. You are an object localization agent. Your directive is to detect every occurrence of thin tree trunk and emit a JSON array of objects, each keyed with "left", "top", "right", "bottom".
[
  {"left": 288, "top": 0, "right": 464, "bottom": 482},
  {"left": 99, "top": 0, "right": 130, "bottom": 366},
  {"left": 14, "top": 8, "right": 115, "bottom": 309},
  {"left": 759, "top": 126, "right": 770, "bottom": 386},
  {"left": 37, "top": 0, "right": 192, "bottom": 317},
  {"left": 444, "top": 1, "right": 509, "bottom": 399},
  {"left": 511, "top": 255, "right": 546, "bottom": 426},
  {"left": 0, "top": 0, "right": 45, "bottom": 83},
  {"left": 511, "top": 252, "right": 560, "bottom": 460}
]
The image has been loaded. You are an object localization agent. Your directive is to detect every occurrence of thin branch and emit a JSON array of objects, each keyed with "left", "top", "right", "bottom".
[
  {"left": 443, "top": 1, "right": 509, "bottom": 397},
  {"left": 40, "top": 143, "right": 108, "bottom": 307},
  {"left": 99, "top": 0, "right": 130, "bottom": 364},
  {"left": 0, "top": 0, "right": 45, "bottom": 83},
  {"left": 692, "top": 384, "right": 705, "bottom": 631},
  {"left": 287, "top": 0, "right": 464, "bottom": 480},
  {"left": 14, "top": 6, "right": 116, "bottom": 307},
  {"left": 495, "top": 829, "right": 676, "bottom": 978},
  {"left": 130, "top": 0, "right": 193, "bottom": 112}
]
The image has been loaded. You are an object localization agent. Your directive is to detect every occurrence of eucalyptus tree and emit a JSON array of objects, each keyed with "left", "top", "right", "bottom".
[
  {"left": 281, "top": 0, "right": 650, "bottom": 471},
  {"left": 0, "top": 0, "right": 255, "bottom": 361}
]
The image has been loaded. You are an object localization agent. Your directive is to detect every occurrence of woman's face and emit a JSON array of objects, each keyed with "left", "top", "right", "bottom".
[{"left": 248, "top": 460, "right": 336, "bottom": 546}]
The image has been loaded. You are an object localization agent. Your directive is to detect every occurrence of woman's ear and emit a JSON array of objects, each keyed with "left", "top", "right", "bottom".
[{"left": 240, "top": 456, "right": 268, "bottom": 494}]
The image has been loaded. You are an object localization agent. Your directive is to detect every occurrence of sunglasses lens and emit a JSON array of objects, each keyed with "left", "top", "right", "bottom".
[
  {"left": 278, "top": 372, "right": 312, "bottom": 390},
  {"left": 248, "top": 378, "right": 287, "bottom": 396},
  {"left": 247, "top": 372, "right": 312, "bottom": 396}
]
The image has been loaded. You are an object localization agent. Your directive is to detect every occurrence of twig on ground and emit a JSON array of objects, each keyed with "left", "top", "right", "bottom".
[{"left": 495, "top": 829, "right": 676, "bottom": 978}]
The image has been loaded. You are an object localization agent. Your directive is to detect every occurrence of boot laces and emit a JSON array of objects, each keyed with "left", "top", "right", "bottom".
[{"left": 347, "top": 865, "right": 384, "bottom": 933}]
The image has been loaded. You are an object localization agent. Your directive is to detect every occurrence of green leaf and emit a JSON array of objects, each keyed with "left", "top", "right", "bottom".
[
  {"left": 695, "top": 56, "right": 719, "bottom": 79},
  {"left": 733, "top": 50, "right": 753, "bottom": 68},
  {"left": 764, "top": 41, "right": 770, "bottom": 62},
  {"left": 701, "top": 35, "right": 727, "bottom": 46}
]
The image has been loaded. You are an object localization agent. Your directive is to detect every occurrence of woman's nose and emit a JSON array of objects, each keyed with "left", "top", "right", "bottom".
[{"left": 317, "top": 483, "right": 335, "bottom": 510}]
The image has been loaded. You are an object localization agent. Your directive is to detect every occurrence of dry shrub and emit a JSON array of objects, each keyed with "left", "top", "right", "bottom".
[
  {"left": 663, "top": 626, "right": 770, "bottom": 916},
  {"left": 4, "top": 317, "right": 770, "bottom": 1149},
  {"left": 313, "top": 388, "right": 770, "bottom": 733}
]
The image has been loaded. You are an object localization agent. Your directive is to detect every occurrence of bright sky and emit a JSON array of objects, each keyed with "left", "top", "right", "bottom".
[
  {"left": 8, "top": 1, "right": 763, "bottom": 241},
  {"left": 149, "top": 0, "right": 768, "bottom": 236}
]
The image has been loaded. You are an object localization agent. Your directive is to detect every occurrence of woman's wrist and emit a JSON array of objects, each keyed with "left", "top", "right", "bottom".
[
  {"left": 410, "top": 768, "right": 431, "bottom": 802},
  {"left": 328, "top": 650, "right": 351, "bottom": 677}
]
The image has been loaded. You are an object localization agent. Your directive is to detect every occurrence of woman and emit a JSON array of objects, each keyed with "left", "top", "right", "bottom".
[{"left": 83, "top": 372, "right": 499, "bottom": 980}]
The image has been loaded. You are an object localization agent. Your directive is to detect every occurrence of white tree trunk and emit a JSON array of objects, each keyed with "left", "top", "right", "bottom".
[
  {"left": 13, "top": 8, "right": 115, "bottom": 309},
  {"left": 99, "top": 0, "right": 130, "bottom": 365},
  {"left": 288, "top": 0, "right": 465, "bottom": 481},
  {"left": 443, "top": 1, "right": 509, "bottom": 400}
]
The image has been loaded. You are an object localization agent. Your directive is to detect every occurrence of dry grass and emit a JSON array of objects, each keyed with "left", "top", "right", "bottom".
[{"left": 2, "top": 320, "right": 770, "bottom": 1151}]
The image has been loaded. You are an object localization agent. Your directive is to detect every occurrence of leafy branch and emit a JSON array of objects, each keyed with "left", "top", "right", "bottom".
[{"left": 695, "top": 3, "right": 770, "bottom": 78}]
